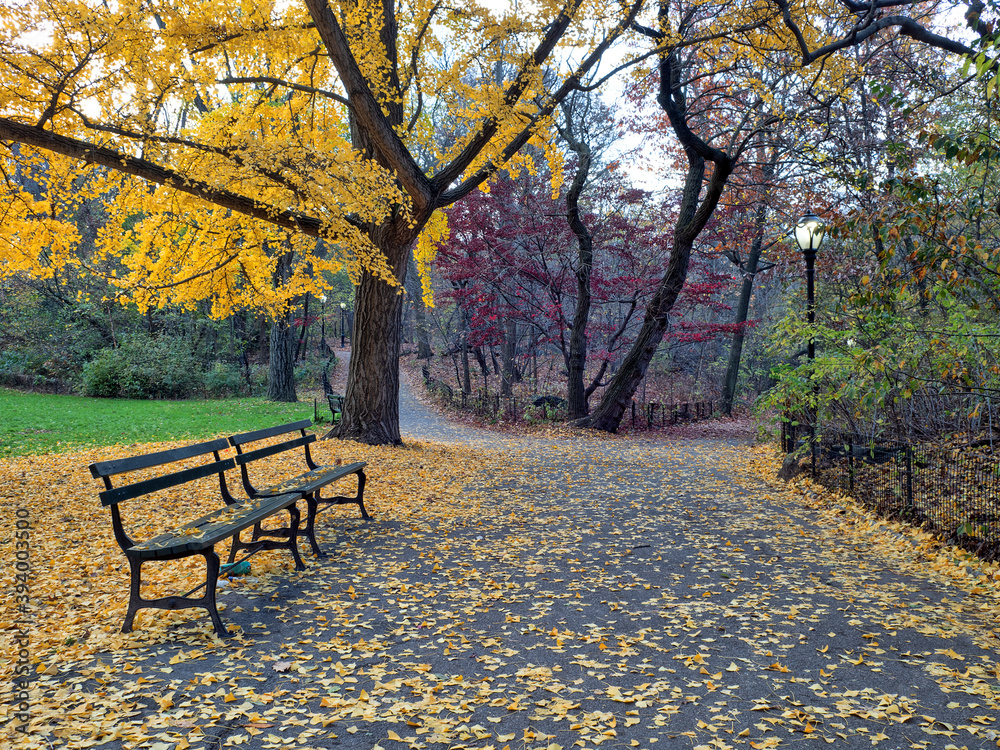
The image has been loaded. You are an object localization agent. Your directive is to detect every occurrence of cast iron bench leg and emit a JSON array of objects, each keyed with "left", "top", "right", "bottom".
[
  {"left": 122, "top": 556, "right": 144, "bottom": 635},
  {"left": 287, "top": 502, "right": 305, "bottom": 571},
  {"left": 356, "top": 470, "right": 369, "bottom": 520},
  {"left": 202, "top": 551, "right": 230, "bottom": 638},
  {"left": 298, "top": 471, "right": 369, "bottom": 557},
  {"left": 302, "top": 494, "right": 323, "bottom": 558},
  {"left": 312, "top": 469, "right": 369, "bottom": 522},
  {"left": 123, "top": 551, "right": 231, "bottom": 639},
  {"left": 227, "top": 505, "right": 306, "bottom": 572}
]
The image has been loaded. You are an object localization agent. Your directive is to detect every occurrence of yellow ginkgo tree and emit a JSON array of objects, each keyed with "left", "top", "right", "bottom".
[{"left": 0, "top": 0, "right": 646, "bottom": 443}]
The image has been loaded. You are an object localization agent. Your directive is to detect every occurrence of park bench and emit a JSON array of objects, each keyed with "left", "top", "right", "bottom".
[
  {"left": 322, "top": 359, "right": 344, "bottom": 422},
  {"left": 227, "top": 420, "right": 368, "bottom": 558},
  {"left": 327, "top": 392, "right": 344, "bottom": 423},
  {"left": 90, "top": 438, "right": 306, "bottom": 638}
]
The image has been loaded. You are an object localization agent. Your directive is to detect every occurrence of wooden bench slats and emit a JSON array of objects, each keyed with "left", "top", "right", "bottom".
[
  {"left": 130, "top": 492, "right": 300, "bottom": 559},
  {"left": 255, "top": 462, "right": 367, "bottom": 497},
  {"left": 90, "top": 438, "right": 230, "bottom": 479},
  {"left": 229, "top": 420, "right": 313, "bottom": 447},
  {"left": 98, "top": 457, "right": 236, "bottom": 507},
  {"left": 232, "top": 434, "right": 315, "bottom": 466}
]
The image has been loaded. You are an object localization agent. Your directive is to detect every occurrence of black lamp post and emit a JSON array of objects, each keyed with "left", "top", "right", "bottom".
[
  {"left": 340, "top": 302, "right": 346, "bottom": 348},
  {"left": 793, "top": 211, "right": 825, "bottom": 475}
]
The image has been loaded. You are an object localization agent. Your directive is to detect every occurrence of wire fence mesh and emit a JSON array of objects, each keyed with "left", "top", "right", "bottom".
[{"left": 815, "top": 432, "right": 1000, "bottom": 560}]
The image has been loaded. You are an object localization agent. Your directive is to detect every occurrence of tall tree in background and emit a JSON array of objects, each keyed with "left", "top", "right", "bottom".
[
  {"left": 557, "top": 92, "right": 621, "bottom": 418},
  {"left": 717, "top": 147, "right": 780, "bottom": 416},
  {"left": 575, "top": 0, "right": 990, "bottom": 432},
  {"left": 434, "top": 156, "right": 672, "bottom": 406}
]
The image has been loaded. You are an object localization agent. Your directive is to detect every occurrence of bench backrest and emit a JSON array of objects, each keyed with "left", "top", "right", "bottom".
[
  {"left": 90, "top": 438, "right": 234, "bottom": 506},
  {"left": 228, "top": 419, "right": 313, "bottom": 448},
  {"left": 90, "top": 438, "right": 235, "bottom": 553},
  {"left": 228, "top": 420, "right": 319, "bottom": 496}
]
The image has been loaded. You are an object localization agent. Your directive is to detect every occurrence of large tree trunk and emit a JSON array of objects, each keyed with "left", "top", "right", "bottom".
[
  {"left": 334, "top": 263, "right": 407, "bottom": 444},
  {"left": 330, "top": 209, "right": 420, "bottom": 444},
  {"left": 577, "top": 231, "right": 694, "bottom": 431},
  {"left": 328, "top": 0, "right": 415, "bottom": 445},
  {"left": 461, "top": 338, "right": 472, "bottom": 395},
  {"left": 575, "top": 46, "right": 734, "bottom": 433},
  {"left": 578, "top": 150, "right": 732, "bottom": 431},
  {"left": 721, "top": 158, "right": 774, "bottom": 415},
  {"left": 266, "top": 313, "right": 298, "bottom": 402}
]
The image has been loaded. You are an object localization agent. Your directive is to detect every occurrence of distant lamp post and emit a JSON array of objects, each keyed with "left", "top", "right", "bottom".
[
  {"left": 794, "top": 211, "right": 825, "bottom": 475},
  {"left": 340, "top": 302, "right": 347, "bottom": 348}
]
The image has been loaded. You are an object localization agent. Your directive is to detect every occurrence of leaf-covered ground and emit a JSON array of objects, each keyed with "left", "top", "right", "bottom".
[{"left": 4, "top": 418, "right": 1000, "bottom": 749}]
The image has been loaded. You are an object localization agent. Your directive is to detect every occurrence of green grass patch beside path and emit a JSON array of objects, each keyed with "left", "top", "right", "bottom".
[{"left": 0, "top": 388, "right": 320, "bottom": 457}]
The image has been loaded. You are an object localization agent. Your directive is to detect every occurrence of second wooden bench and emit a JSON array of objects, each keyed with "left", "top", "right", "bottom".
[{"left": 228, "top": 420, "right": 368, "bottom": 557}]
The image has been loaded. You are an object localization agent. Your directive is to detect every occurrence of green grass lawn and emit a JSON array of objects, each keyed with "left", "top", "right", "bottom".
[{"left": 0, "top": 388, "right": 327, "bottom": 457}]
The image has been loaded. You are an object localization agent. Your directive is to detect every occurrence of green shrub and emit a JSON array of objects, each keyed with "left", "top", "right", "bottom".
[
  {"left": 80, "top": 350, "right": 122, "bottom": 397},
  {"left": 246, "top": 363, "right": 269, "bottom": 396},
  {"left": 0, "top": 351, "right": 31, "bottom": 379},
  {"left": 81, "top": 334, "right": 203, "bottom": 399},
  {"left": 204, "top": 362, "right": 244, "bottom": 397},
  {"left": 294, "top": 358, "right": 326, "bottom": 388}
]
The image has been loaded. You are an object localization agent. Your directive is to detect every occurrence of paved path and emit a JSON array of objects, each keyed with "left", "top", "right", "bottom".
[
  {"left": 19, "top": 362, "right": 1000, "bottom": 750},
  {"left": 337, "top": 349, "right": 507, "bottom": 447},
  {"left": 397, "top": 357, "right": 488, "bottom": 447}
]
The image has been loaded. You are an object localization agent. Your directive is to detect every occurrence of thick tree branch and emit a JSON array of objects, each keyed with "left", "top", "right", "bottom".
[
  {"left": 0, "top": 117, "right": 324, "bottom": 236},
  {"left": 69, "top": 109, "right": 306, "bottom": 195},
  {"left": 437, "top": 0, "right": 646, "bottom": 205},
  {"left": 190, "top": 22, "right": 318, "bottom": 55},
  {"left": 774, "top": 1, "right": 981, "bottom": 65},
  {"left": 219, "top": 76, "right": 350, "bottom": 106},
  {"left": 302, "top": 0, "right": 433, "bottom": 212},
  {"left": 430, "top": 0, "right": 588, "bottom": 191}
]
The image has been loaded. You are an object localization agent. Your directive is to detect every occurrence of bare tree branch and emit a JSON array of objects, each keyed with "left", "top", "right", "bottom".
[{"left": 219, "top": 76, "right": 349, "bottom": 106}]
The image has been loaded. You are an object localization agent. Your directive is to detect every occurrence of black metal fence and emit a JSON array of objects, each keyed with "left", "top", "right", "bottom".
[
  {"left": 816, "top": 432, "right": 1000, "bottom": 560},
  {"left": 423, "top": 372, "right": 518, "bottom": 420},
  {"left": 630, "top": 400, "right": 715, "bottom": 429},
  {"left": 421, "top": 368, "right": 716, "bottom": 428},
  {"left": 455, "top": 389, "right": 517, "bottom": 418}
]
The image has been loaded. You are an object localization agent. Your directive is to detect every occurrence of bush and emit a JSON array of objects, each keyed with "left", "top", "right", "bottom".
[
  {"left": 204, "top": 362, "right": 244, "bottom": 398},
  {"left": 0, "top": 351, "right": 32, "bottom": 384},
  {"left": 80, "top": 350, "right": 122, "bottom": 397},
  {"left": 294, "top": 358, "right": 326, "bottom": 388},
  {"left": 245, "top": 363, "right": 269, "bottom": 396},
  {"left": 81, "top": 334, "right": 203, "bottom": 399}
]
